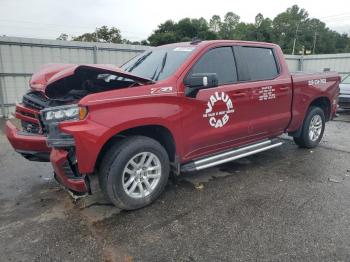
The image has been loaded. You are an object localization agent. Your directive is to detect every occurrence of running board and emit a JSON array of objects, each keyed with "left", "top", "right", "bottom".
[{"left": 181, "top": 139, "right": 283, "bottom": 172}]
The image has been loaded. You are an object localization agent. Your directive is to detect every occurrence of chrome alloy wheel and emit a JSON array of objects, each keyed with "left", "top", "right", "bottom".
[
  {"left": 309, "top": 114, "right": 323, "bottom": 141},
  {"left": 122, "top": 152, "right": 162, "bottom": 199}
]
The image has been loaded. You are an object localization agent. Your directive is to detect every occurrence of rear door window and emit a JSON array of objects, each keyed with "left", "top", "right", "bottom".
[{"left": 238, "top": 47, "right": 279, "bottom": 81}]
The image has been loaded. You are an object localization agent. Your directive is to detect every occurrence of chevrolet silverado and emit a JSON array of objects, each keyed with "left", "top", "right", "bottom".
[{"left": 6, "top": 40, "right": 340, "bottom": 210}]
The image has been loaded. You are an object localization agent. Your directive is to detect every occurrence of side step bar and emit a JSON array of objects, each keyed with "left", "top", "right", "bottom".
[{"left": 181, "top": 139, "right": 283, "bottom": 172}]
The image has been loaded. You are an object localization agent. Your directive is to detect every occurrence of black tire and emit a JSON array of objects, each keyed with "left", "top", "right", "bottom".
[
  {"left": 293, "top": 106, "right": 325, "bottom": 148},
  {"left": 99, "top": 136, "right": 169, "bottom": 210},
  {"left": 98, "top": 138, "right": 126, "bottom": 197}
]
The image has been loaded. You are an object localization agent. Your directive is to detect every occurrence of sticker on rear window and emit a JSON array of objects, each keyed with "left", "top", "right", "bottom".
[{"left": 173, "top": 47, "right": 195, "bottom": 52}]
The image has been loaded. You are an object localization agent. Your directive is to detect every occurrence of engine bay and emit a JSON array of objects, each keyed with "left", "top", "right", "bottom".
[{"left": 45, "top": 70, "right": 139, "bottom": 103}]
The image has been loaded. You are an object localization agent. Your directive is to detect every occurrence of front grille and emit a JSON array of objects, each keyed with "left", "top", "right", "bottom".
[
  {"left": 22, "top": 91, "right": 49, "bottom": 110},
  {"left": 19, "top": 91, "right": 49, "bottom": 134},
  {"left": 21, "top": 120, "right": 40, "bottom": 134}
]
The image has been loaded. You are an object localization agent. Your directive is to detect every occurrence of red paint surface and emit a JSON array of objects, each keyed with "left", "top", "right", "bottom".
[{"left": 5, "top": 121, "right": 50, "bottom": 152}]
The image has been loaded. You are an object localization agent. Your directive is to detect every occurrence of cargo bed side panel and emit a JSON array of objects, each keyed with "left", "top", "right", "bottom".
[{"left": 287, "top": 72, "right": 340, "bottom": 132}]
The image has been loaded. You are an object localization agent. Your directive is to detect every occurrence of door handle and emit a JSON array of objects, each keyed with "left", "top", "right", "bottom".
[
  {"left": 232, "top": 92, "right": 247, "bottom": 97},
  {"left": 280, "top": 86, "right": 290, "bottom": 91}
]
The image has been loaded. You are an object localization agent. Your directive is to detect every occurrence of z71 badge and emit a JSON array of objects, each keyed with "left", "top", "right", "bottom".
[
  {"left": 203, "top": 91, "right": 235, "bottom": 128},
  {"left": 150, "top": 86, "right": 173, "bottom": 94}
]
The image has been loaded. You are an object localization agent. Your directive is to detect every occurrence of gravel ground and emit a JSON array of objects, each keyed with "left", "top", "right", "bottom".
[{"left": 0, "top": 112, "right": 350, "bottom": 262}]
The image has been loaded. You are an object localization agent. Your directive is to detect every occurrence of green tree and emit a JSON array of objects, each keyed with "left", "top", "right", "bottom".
[
  {"left": 72, "top": 26, "right": 122, "bottom": 43},
  {"left": 254, "top": 14, "right": 273, "bottom": 42},
  {"left": 72, "top": 32, "right": 97, "bottom": 42},
  {"left": 272, "top": 5, "right": 309, "bottom": 54},
  {"left": 255, "top": 13, "right": 264, "bottom": 27},
  {"left": 148, "top": 18, "right": 217, "bottom": 46},
  {"left": 209, "top": 15, "right": 222, "bottom": 33},
  {"left": 148, "top": 31, "right": 178, "bottom": 46},
  {"left": 58, "top": 6, "right": 350, "bottom": 53},
  {"left": 234, "top": 22, "right": 255, "bottom": 40},
  {"left": 56, "top": 33, "right": 69, "bottom": 41},
  {"left": 335, "top": 33, "right": 350, "bottom": 53},
  {"left": 140, "top": 40, "right": 150, "bottom": 46},
  {"left": 271, "top": 6, "right": 349, "bottom": 54},
  {"left": 219, "top": 12, "right": 240, "bottom": 39}
]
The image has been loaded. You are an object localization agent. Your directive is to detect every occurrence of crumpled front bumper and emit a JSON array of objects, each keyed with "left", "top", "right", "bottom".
[
  {"left": 6, "top": 121, "right": 89, "bottom": 193},
  {"left": 5, "top": 120, "right": 51, "bottom": 162},
  {"left": 50, "top": 148, "right": 89, "bottom": 193}
]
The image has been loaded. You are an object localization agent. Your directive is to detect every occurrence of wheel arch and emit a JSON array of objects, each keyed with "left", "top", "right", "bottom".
[
  {"left": 95, "top": 124, "right": 177, "bottom": 172},
  {"left": 289, "top": 96, "right": 330, "bottom": 137},
  {"left": 309, "top": 96, "right": 331, "bottom": 121}
]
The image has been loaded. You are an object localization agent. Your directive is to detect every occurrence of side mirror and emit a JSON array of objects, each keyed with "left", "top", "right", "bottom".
[{"left": 184, "top": 73, "right": 218, "bottom": 89}]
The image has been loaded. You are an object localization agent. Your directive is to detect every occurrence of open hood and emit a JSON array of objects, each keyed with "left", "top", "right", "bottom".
[{"left": 29, "top": 63, "right": 153, "bottom": 98}]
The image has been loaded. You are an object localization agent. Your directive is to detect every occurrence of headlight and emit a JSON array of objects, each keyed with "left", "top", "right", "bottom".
[{"left": 41, "top": 105, "right": 88, "bottom": 122}]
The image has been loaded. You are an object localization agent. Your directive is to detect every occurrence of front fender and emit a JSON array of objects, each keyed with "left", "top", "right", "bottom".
[{"left": 60, "top": 96, "right": 183, "bottom": 174}]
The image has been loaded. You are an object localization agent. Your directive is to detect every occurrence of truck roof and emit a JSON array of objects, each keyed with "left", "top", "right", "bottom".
[{"left": 158, "top": 40, "right": 279, "bottom": 49}]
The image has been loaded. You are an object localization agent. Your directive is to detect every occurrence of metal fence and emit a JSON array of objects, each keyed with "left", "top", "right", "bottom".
[
  {"left": 285, "top": 53, "right": 350, "bottom": 79},
  {"left": 0, "top": 36, "right": 148, "bottom": 117},
  {"left": 285, "top": 55, "right": 301, "bottom": 72},
  {"left": 0, "top": 36, "right": 350, "bottom": 118}
]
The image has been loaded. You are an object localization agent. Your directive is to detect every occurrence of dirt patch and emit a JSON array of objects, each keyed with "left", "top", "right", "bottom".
[{"left": 103, "top": 247, "right": 134, "bottom": 262}]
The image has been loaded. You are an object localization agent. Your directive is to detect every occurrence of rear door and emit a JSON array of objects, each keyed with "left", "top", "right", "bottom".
[
  {"left": 234, "top": 45, "right": 292, "bottom": 137},
  {"left": 180, "top": 46, "right": 253, "bottom": 161}
]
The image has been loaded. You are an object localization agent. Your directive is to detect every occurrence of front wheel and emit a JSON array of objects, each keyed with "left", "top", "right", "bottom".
[
  {"left": 99, "top": 136, "right": 170, "bottom": 210},
  {"left": 293, "top": 106, "right": 325, "bottom": 148}
]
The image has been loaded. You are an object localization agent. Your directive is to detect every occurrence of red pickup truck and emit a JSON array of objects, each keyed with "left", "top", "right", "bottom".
[{"left": 6, "top": 40, "right": 340, "bottom": 210}]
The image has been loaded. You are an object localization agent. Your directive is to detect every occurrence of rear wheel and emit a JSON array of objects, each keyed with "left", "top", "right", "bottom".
[
  {"left": 293, "top": 106, "right": 325, "bottom": 148},
  {"left": 99, "top": 136, "right": 169, "bottom": 210}
]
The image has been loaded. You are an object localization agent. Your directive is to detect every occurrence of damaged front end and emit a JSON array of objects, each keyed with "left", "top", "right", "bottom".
[
  {"left": 6, "top": 62, "right": 154, "bottom": 193},
  {"left": 35, "top": 64, "right": 153, "bottom": 194},
  {"left": 50, "top": 148, "right": 89, "bottom": 194},
  {"left": 6, "top": 91, "right": 51, "bottom": 162},
  {"left": 40, "top": 104, "right": 90, "bottom": 193}
]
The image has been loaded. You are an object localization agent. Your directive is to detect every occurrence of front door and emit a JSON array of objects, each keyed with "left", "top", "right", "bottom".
[{"left": 180, "top": 46, "right": 253, "bottom": 162}]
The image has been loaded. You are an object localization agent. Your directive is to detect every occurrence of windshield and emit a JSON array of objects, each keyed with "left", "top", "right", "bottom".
[{"left": 121, "top": 46, "right": 196, "bottom": 81}]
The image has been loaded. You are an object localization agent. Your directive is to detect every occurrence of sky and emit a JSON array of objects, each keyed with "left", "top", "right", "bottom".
[{"left": 1, "top": 0, "right": 350, "bottom": 41}]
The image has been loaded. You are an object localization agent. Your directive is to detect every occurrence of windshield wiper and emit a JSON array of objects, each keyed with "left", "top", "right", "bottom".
[
  {"left": 124, "top": 51, "right": 152, "bottom": 73},
  {"left": 154, "top": 52, "right": 168, "bottom": 81}
]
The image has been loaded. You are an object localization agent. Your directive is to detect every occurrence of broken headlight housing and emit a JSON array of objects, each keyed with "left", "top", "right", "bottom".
[
  {"left": 40, "top": 105, "right": 88, "bottom": 148},
  {"left": 41, "top": 105, "right": 88, "bottom": 123}
]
